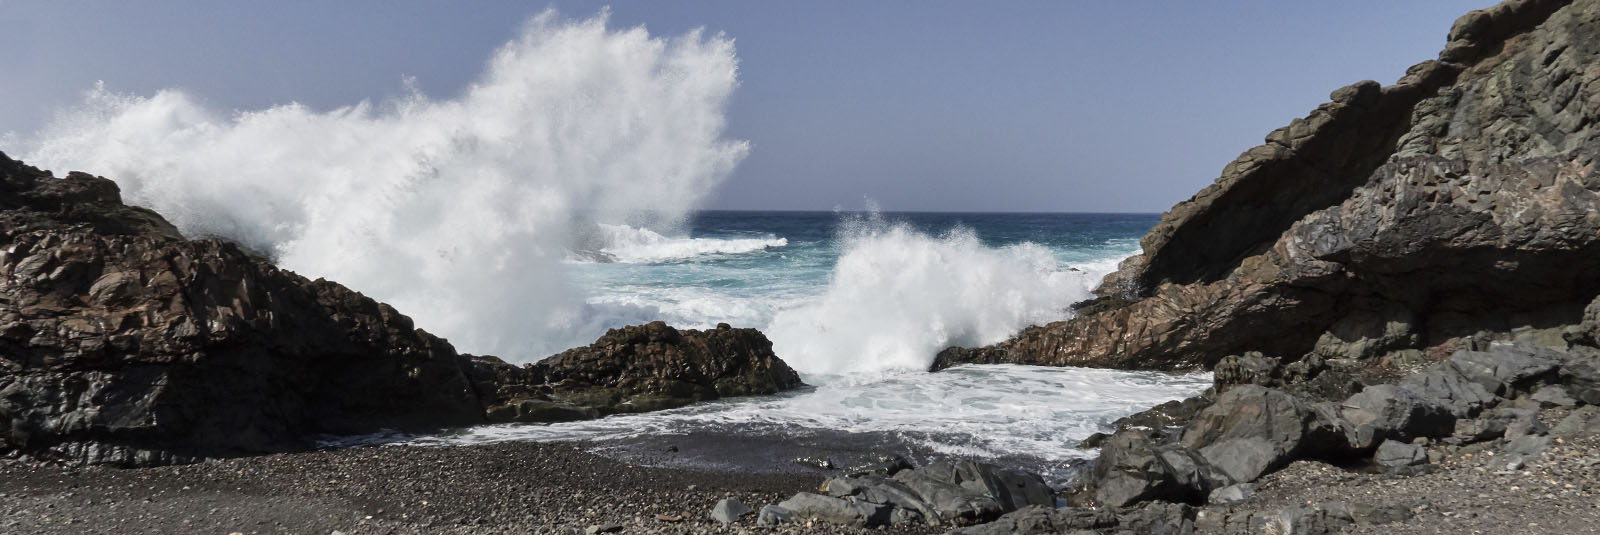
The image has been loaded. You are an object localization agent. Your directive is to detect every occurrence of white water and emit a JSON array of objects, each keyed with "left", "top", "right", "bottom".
[
  {"left": 20, "top": 11, "right": 746, "bottom": 359},
  {"left": 766, "top": 217, "right": 1113, "bottom": 375},
  {"left": 342, "top": 364, "right": 1211, "bottom": 480},
  {"left": 574, "top": 223, "right": 787, "bottom": 264}
]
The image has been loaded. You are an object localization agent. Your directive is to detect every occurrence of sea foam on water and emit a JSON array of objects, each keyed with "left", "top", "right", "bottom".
[{"left": 22, "top": 10, "right": 748, "bottom": 360}]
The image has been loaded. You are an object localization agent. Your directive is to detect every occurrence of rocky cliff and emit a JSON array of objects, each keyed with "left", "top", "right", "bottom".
[
  {"left": 0, "top": 153, "right": 801, "bottom": 466},
  {"left": 937, "top": 0, "right": 1600, "bottom": 371}
]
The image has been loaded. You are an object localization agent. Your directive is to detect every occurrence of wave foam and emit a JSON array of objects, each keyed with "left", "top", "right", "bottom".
[
  {"left": 20, "top": 11, "right": 747, "bottom": 360},
  {"left": 571, "top": 223, "right": 786, "bottom": 263},
  {"left": 765, "top": 215, "right": 1113, "bottom": 375}
]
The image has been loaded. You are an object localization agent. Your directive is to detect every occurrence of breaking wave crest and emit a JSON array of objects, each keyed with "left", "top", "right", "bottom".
[
  {"left": 20, "top": 10, "right": 747, "bottom": 360},
  {"left": 766, "top": 214, "right": 1114, "bottom": 375}
]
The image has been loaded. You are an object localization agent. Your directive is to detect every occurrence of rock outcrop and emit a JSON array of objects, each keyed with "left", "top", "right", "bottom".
[
  {"left": 474, "top": 321, "right": 802, "bottom": 422},
  {"left": 0, "top": 152, "right": 802, "bottom": 466},
  {"left": 936, "top": 0, "right": 1600, "bottom": 371}
]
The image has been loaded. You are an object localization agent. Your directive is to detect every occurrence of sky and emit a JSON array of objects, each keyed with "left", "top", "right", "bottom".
[{"left": 0, "top": 1, "right": 1492, "bottom": 213}]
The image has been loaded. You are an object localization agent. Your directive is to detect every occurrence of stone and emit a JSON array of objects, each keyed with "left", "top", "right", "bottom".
[
  {"left": 710, "top": 498, "right": 751, "bottom": 524},
  {"left": 1504, "top": 435, "right": 1552, "bottom": 458},
  {"left": 1090, "top": 430, "right": 1214, "bottom": 507},
  {"left": 1272, "top": 503, "right": 1355, "bottom": 535},
  {"left": 1348, "top": 502, "right": 1413, "bottom": 527},
  {"left": 1182, "top": 386, "right": 1311, "bottom": 483},
  {"left": 891, "top": 461, "right": 1053, "bottom": 524},
  {"left": 1497, "top": 408, "right": 1549, "bottom": 438},
  {"left": 1208, "top": 483, "right": 1258, "bottom": 505},
  {"left": 1398, "top": 368, "right": 1496, "bottom": 418},
  {"left": 1551, "top": 405, "right": 1600, "bottom": 439},
  {"left": 584, "top": 524, "right": 621, "bottom": 534},
  {"left": 1373, "top": 440, "right": 1427, "bottom": 468},
  {"left": 1336, "top": 384, "right": 1455, "bottom": 449},
  {"left": 1446, "top": 345, "right": 1563, "bottom": 397},
  {"left": 755, "top": 505, "right": 792, "bottom": 526},
  {"left": 775, "top": 492, "right": 889, "bottom": 528},
  {"left": 1530, "top": 385, "right": 1577, "bottom": 408}
]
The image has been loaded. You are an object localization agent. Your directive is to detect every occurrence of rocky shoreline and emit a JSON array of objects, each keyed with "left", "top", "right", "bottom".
[{"left": 5, "top": 0, "right": 1600, "bottom": 533}]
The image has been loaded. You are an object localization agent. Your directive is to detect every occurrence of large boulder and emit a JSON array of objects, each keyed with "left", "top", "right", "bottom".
[
  {"left": 1335, "top": 384, "right": 1456, "bottom": 449},
  {"left": 0, "top": 153, "right": 805, "bottom": 466},
  {"left": 811, "top": 461, "right": 1053, "bottom": 527},
  {"left": 477, "top": 321, "right": 803, "bottom": 420},
  {"left": 935, "top": 0, "right": 1600, "bottom": 371},
  {"left": 1180, "top": 385, "right": 1313, "bottom": 483}
]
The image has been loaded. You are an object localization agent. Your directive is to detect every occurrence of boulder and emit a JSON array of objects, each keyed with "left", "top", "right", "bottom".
[
  {"left": 1335, "top": 384, "right": 1455, "bottom": 449},
  {"left": 1552, "top": 406, "right": 1600, "bottom": 438},
  {"left": 1445, "top": 345, "right": 1564, "bottom": 397},
  {"left": 844, "top": 452, "right": 913, "bottom": 477},
  {"left": 1530, "top": 385, "right": 1577, "bottom": 408},
  {"left": 1181, "top": 386, "right": 1312, "bottom": 483},
  {"left": 1397, "top": 368, "right": 1496, "bottom": 417},
  {"left": 946, "top": 505, "right": 1117, "bottom": 535},
  {"left": 756, "top": 505, "right": 793, "bottom": 526},
  {"left": 816, "top": 461, "right": 1053, "bottom": 527},
  {"left": 710, "top": 498, "right": 751, "bottom": 524},
  {"left": 1090, "top": 430, "right": 1222, "bottom": 507},
  {"left": 1208, "top": 483, "right": 1258, "bottom": 505},
  {"left": 1373, "top": 440, "right": 1427, "bottom": 468},
  {"left": 775, "top": 493, "right": 890, "bottom": 528},
  {"left": 1213, "top": 353, "right": 1283, "bottom": 393}
]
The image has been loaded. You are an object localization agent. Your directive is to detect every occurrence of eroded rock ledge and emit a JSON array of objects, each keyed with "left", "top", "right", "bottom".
[
  {"left": 937, "top": 0, "right": 1600, "bottom": 372},
  {"left": 0, "top": 153, "right": 802, "bottom": 466}
]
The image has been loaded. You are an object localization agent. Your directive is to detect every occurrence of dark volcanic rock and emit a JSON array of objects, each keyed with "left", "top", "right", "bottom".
[
  {"left": 0, "top": 152, "right": 804, "bottom": 466},
  {"left": 935, "top": 0, "right": 1600, "bottom": 371},
  {"left": 477, "top": 321, "right": 803, "bottom": 421}
]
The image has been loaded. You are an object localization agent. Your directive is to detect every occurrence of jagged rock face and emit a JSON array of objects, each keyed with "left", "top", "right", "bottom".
[
  {"left": 0, "top": 153, "right": 805, "bottom": 466},
  {"left": 938, "top": 0, "right": 1600, "bottom": 371},
  {"left": 0, "top": 153, "right": 486, "bottom": 466}
]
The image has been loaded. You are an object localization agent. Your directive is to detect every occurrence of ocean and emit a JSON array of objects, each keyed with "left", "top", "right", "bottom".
[
  {"left": 346, "top": 211, "right": 1213, "bottom": 483},
  {"left": 19, "top": 15, "right": 1210, "bottom": 483}
]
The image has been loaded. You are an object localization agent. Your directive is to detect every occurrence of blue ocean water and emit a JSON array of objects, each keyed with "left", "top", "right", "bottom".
[
  {"left": 572, "top": 211, "right": 1160, "bottom": 375},
  {"left": 349, "top": 211, "right": 1214, "bottom": 481}
]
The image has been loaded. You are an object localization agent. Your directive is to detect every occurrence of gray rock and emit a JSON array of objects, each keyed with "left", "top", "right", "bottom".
[
  {"left": 1557, "top": 346, "right": 1600, "bottom": 404},
  {"left": 1498, "top": 408, "right": 1549, "bottom": 438},
  {"left": 1446, "top": 345, "right": 1562, "bottom": 397},
  {"left": 709, "top": 498, "right": 751, "bottom": 524},
  {"left": 1504, "top": 435, "right": 1552, "bottom": 458},
  {"left": 1272, "top": 502, "right": 1354, "bottom": 535},
  {"left": 1337, "top": 384, "right": 1455, "bottom": 449},
  {"left": 1182, "top": 386, "right": 1311, "bottom": 483},
  {"left": 892, "top": 461, "right": 1052, "bottom": 524},
  {"left": 1208, "top": 483, "right": 1258, "bottom": 505},
  {"left": 1452, "top": 418, "right": 1506, "bottom": 443},
  {"left": 1551, "top": 405, "right": 1600, "bottom": 439},
  {"left": 1373, "top": 440, "right": 1427, "bottom": 468},
  {"left": 775, "top": 492, "right": 889, "bottom": 528},
  {"left": 756, "top": 504, "right": 793, "bottom": 526},
  {"left": 1530, "top": 385, "right": 1577, "bottom": 408},
  {"left": 1091, "top": 430, "right": 1219, "bottom": 507},
  {"left": 822, "top": 475, "right": 938, "bottom": 525},
  {"left": 1114, "top": 501, "right": 1196, "bottom": 535},
  {"left": 1398, "top": 368, "right": 1496, "bottom": 417}
]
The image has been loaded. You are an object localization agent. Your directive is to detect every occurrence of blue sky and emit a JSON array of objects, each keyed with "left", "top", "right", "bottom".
[{"left": 0, "top": 1, "right": 1490, "bottom": 212}]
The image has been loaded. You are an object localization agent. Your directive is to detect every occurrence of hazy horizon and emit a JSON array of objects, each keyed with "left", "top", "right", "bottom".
[{"left": 1, "top": 1, "right": 1492, "bottom": 212}]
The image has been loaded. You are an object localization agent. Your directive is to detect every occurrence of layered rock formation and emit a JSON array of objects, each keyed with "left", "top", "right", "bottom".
[
  {"left": 0, "top": 153, "right": 801, "bottom": 466},
  {"left": 937, "top": 0, "right": 1600, "bottom": 371}
]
